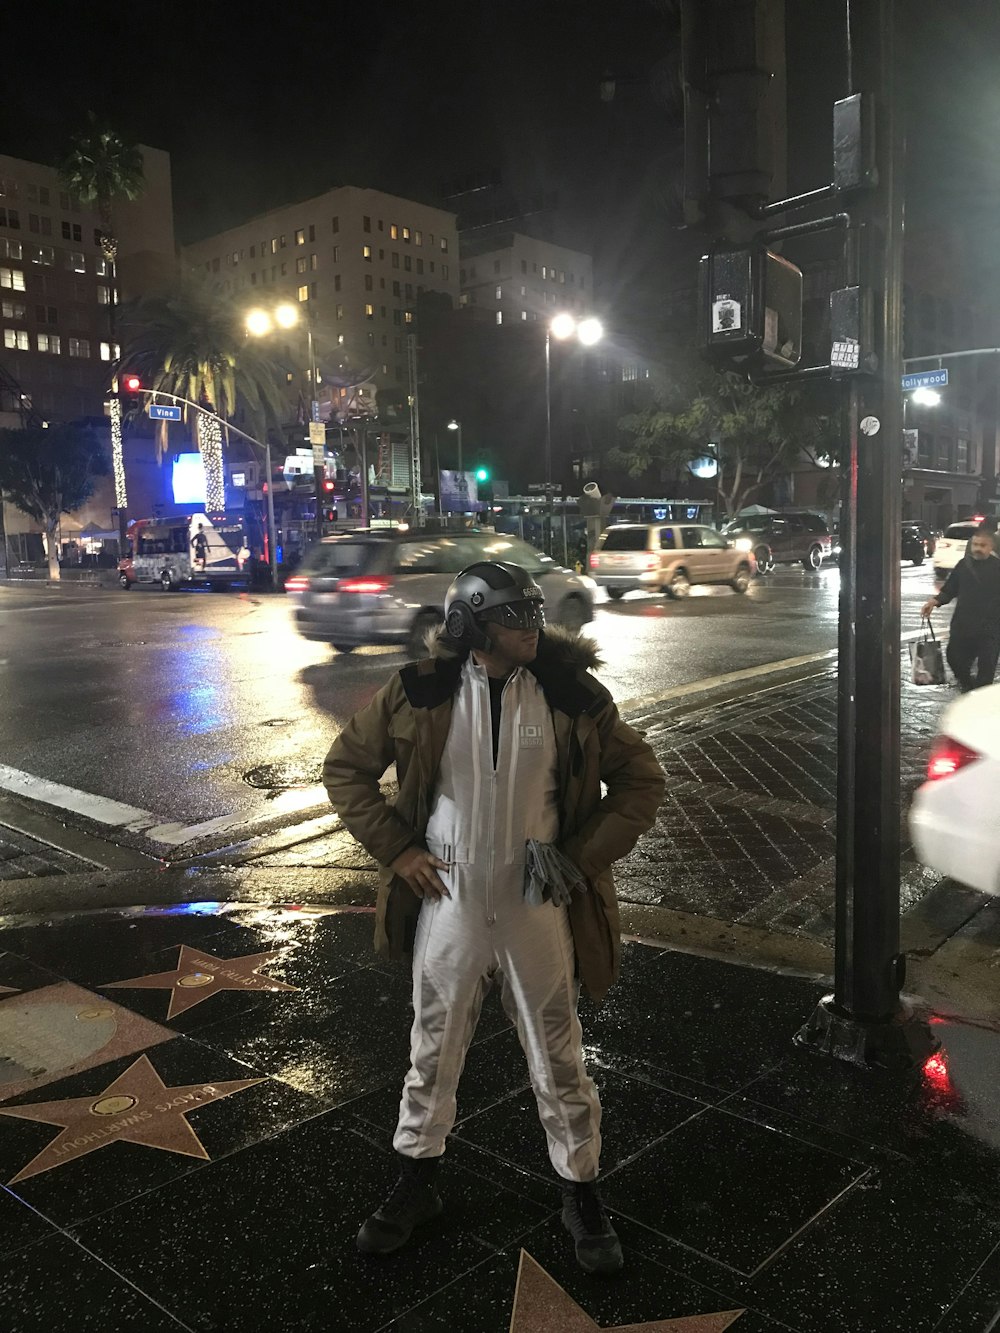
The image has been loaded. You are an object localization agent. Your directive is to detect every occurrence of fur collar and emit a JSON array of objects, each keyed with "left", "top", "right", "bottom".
[{"left": 426, "top": 622, "right": 603, "bottom": 672}]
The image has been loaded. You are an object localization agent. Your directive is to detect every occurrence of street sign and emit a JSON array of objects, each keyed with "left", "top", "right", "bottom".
[
  {"left": 310, "top": 399, "right": 320, "bottom": 423},
  {"left": 148, "top": 404, "right": 181, "bottom": 421},
  {"left": 901, "top": 368, "right": 948, "bottom": 391},
  {"left": 308, "top": 421, "right": 325, "bottom": 452}
]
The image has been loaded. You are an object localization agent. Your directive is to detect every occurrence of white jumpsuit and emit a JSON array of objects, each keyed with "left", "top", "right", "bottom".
[{"left": 393, "top": 656, "right": 603, "bottom": 1182}]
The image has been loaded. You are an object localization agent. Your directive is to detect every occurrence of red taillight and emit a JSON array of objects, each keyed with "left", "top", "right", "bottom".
[
  {"left": 589, "top": 554, "right": 598, "bottom": 569},
  {"left": 927, "top": 737, "right": 980, "bottom": 781},
  {"left": 284, "top": 576, "right": 308, "bottom": 593},
  {"left": 338, "top": 576, "right": 392, "bottom": 594},
  {"left": 645, "top": 556, "right": 658, "bottom": 570}
]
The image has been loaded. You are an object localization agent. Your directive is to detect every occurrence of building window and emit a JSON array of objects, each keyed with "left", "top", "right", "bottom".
[
  {"left": 0, "top": 209, "right": 20, "bottom": 229},
  {"left": 495, "top": 285, "right": 502, "bottom": 300},
  {"left": 298, "top": 285, "right": 309, "bottom": 302},
  {"left": 496, "top": 311, "right": 503, "bottom": 325},
  {"left": 332, "top": 216, "right": 340, "bottom": 233},
  {"left": 295, "top": 228, "right": 305, "bottom": 245},
  {"left": 459, "top": 293, "right": 469, "bottom": 307},
  {"left": 416, "top": 258, "right": 423, "bottom": 275},
  {"left": 380, "top": 305, "right": 386, "bottom": 318},
  {"left": 403, "top": 226, "right": 411, "bottom": 242},
  {"left": 1, "top": 300, "right": 26, "bottom": 319},
  {"left": 405, "top": 283, "right": 413, "bottom": 299},
  {"left": 68, "top": 337, "right": 90, "bottom": 358},
  {"left": 442, "top": 264, "right": 449, "bottom": 280},
  {"left": 392, "top": 252, "right": 399, "bottom": 269},
  {"left": 429, "top": 261, "right": 435, "bottom": 274},
  {"left": 441, "top": 237, "right": 449, "bottom": 252},
  {"left": 334, "top": 274, "right": 341, "bottom": 291},
  {"left": 0, "top": 267, "right": 25, "bottom": 291},
  {"left": 0, "top": 239, "right": 21, "bottom": 261},
  {"left": 270, "top": 238, "right": 278, "bottom": 254},
  {"left": 521, "top": 310, "right": 527, "bottom": 321},
  {"left": 365, "top": 303, "right": 375, "bottom": 319},
  {"left": 393, "top": 310, "right": 401, "bottom": 325},
  {"left": 367, "top": 332, "right": 376, "bottom": 346},
  {"left": 363, "top": 245, "right": 372, "bottom": 261},
  {"left": 310, "top": 253, "right": 318, "bottom": 271},
  {"left": 404, "top": 255, "right": 412, "bottom": 272},
  {"left": 37, "top": 332, "right": 61, "bottom": 353},
  {"left": 364, "top": 274, "right": 374, "bottom": 291},
  {"left": 97, "top": 285, "right": 110, "bottom": 304},
  {"left": 336, "top": 304, "right": 345, "bottom": 319},
  {"left": 3, "top": 329, "right": 29, "bottom": 350},
  {"left": 296, "top": 257, "right": 307, "bottom": 274},
  {"left": 332, "top": 245, "right": 339, "bottom": 262},
  {"left": 61, "top": 221, "right": 82, "bottom": 242},
  {"left": 279, "top": 234, "right": 287, "bottom": 248},
  {"left": 32, "top": 246, "right": 55, "bottom": 266},
  {"left": 404, "top": 310, "right": 413, "bottom": 324},
  {"left": 36, "top": 304, "right": 57, "bottom": 324},
  {"left": 363, "top": 215, "right": 372, "bottom": 232},
  {"left": 280, "top": 261, "right": 287, "bottom": 276},
  {"left": 414, "top": 230, "right": 422, "bottom": 246},
  {"left": 390, "top": 224, "right": 398, "bottom": 240},
  {"left": 100, "top": 341, "right": 119, "bottom": 361}
]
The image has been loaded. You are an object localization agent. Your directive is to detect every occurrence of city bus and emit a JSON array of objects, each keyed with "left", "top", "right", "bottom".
[{"left": 119, "top": 513, "right": 251, "bottom": 591}]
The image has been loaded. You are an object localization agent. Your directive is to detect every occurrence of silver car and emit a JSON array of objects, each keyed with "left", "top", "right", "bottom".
[{"left": 286, "top": 530, "right": 598, "bottom": 653}]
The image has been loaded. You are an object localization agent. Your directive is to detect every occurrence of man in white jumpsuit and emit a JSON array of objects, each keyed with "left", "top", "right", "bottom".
[{"left": 323, "top": 561, "right": 664, "bottom": 1274}]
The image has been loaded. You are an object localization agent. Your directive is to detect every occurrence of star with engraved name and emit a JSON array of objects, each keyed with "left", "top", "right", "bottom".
[
  {"left": 509, "top": 1251, "right": 745, "bottom": 1333},
  {"left": 0, "top": 1052, "right": 263, "bottom": 1183},
  {"left": 102, "top": 943, "right": 299, "bottom": 1019}
]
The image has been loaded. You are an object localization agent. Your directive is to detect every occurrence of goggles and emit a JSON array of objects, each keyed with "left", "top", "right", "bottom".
[{"left": 477, "top": 599, "right": 546, "bottom": 630}]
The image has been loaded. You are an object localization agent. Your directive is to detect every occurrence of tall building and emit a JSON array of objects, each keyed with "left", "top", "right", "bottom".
[
  {"left": 0, "top": 145, "right": 175, "bottom": 426},
  {"left": 458, "top": 231, "right": 594, "bottom": 328},
  {"left": 182, "top": 186, "right": 459, "bottom": 418}
]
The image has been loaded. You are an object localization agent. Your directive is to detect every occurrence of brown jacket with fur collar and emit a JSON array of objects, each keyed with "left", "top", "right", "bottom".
[{"left": 322, "top": 626, "right": 665, "bottom": 1001}]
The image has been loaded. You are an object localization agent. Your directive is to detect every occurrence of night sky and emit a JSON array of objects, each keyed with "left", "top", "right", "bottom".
[{"left": 5, "top": 2, "right": 1000, "bottom": 287}]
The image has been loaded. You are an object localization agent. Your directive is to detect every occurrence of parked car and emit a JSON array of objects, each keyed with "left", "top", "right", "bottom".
[
  {"left": 901, "top": 521, "right": 936, "bottom": 566},
  {"left": 932, "top": 520, "right": 985, "bottom": 581},
  {"left": 285, "top": 530, "right": 597, "bottom": 654},
  {"left": 720, "top": 511, "right": 832, "bottom": 573},
  {"left": 588, "top": 522, "right": 755, "bottom": 599},
  {"left": 909, "top": 682, "right": 1000, "bottom": 896}
]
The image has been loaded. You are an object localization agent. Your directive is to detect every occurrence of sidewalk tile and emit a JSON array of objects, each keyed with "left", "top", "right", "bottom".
[
  {"left": 934, "top": 1241, "right": 1000, "bottom": 1332},
  {"left": 0, "top": 1183, "right": 59, "bottom": 1257},
  {"left": 0, "top": 952, "right": 63, "bottom": 995},
  {"left": 0, "top": 1234, "right": 192, "bottom": 1332}
]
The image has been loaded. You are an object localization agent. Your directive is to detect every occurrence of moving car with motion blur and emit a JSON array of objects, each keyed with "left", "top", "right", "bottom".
[
  {"left": 910, "top": 682, "right": 1000, "bottom": 896},
  {"left": 589, "top": 522, "right": 754, "bottom": 599},
  {"left": 901, "top": 520, "right": 936, "bottom": 566},
  {"left": 721, "top": 511, "right": 832, "bottom": 573},
  {"left": 286, "top": 530, "right": 596, "bottom": 654}
]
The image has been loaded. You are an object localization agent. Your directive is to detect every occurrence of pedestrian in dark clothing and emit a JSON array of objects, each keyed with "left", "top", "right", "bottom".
[
  {"left": 963, "top": 514, "right": 1000, "bottom": 559},
  {"left": 923, "top": 528, "right": 1000, "bottom": 691}
]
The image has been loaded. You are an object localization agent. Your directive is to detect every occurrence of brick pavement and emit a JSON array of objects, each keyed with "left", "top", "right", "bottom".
[
  {"left": 0, "top": 829, "right": 86, "bottom": 883},
  {"left": 621, "top": 667, "right": 960, "bottom": 946}
]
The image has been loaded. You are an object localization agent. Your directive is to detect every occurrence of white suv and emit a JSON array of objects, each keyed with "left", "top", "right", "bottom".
[
  {"left": 932, "top": 521, "right": 982, "bottom": 581},
  {"left": 589, "top": 523, "right": 755, "bottom": 599}
]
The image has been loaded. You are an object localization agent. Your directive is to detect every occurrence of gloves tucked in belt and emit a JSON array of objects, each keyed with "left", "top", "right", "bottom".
[{"left": 524, "top": 840, "right": 589, "bottom": 907}]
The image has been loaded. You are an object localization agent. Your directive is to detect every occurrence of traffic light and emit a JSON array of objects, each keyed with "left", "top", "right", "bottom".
[
  {"left": 322, "top": 478, "right": 335, "bottom": 492},
  {"left": 120, "top": 373, "right": 143, "bottom": 412},
  {"left": 474, "top": 466, "right": 490, "bottom": 484}
]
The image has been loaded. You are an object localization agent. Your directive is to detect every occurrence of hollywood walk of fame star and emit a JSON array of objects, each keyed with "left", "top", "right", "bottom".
[
  {"left": 0, "top": 1052, "right": 264, "bottom": 1183},
  {"left": 508, "top": 1251, "right": 745, "bottom": 1333},
  {"left": 103, "top": 943, "right": 299, "bottom": 1019}
]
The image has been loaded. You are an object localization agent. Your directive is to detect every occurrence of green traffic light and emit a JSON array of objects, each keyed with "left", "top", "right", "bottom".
[{"left": 475, "top": 467, "right": 490, "bottom": 483}]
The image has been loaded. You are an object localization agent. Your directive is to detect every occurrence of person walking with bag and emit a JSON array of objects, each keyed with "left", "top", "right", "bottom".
[
  {"left": 323, "top": 561, "right": 664, "bottom": 1275},
  {"left": 922, "top": 524, "right": 1000, "bottom": 691}
]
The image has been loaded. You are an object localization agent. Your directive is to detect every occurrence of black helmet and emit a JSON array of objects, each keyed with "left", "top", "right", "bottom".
[{"left": 443, "top": 561, "right": 545, "bottom": 651}]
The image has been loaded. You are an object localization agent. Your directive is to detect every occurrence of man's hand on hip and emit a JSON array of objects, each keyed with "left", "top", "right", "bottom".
[{"left": 390, "top": 847, "right": 451, "bottom": 900}]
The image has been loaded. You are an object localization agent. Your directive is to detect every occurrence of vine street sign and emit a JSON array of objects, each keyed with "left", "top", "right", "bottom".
[{"left": 148, "top": 404, "right": 182, "bottom": 421}]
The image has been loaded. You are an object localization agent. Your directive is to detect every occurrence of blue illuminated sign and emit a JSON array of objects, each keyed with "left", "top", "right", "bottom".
[{"left": 172, "top": 453, "right": 207, "bottom": 505}]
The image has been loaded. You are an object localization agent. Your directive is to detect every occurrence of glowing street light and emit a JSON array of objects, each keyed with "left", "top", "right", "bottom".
[
  {"left": 550, "top": 311, "right": 577, "bottom": 341},
  {"left": 577, "top": 316, "right": 604, "bottom": 346},
  {"left": 274, "top": 302, "right": 299, "bottom": 330},
  {"left": 544, "top": 312, "right": 604, "bottom": 555},
  {"left": 911, "top": 387, "right": 941, "bottom": 407},
  {"left": 245, "top": 308, "right": 272, "bottom": 338}
]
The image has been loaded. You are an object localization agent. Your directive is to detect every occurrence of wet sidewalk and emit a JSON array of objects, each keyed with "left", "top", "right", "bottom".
[{"left": 1, "top": 899, "right": 999, "bottom": 1332}]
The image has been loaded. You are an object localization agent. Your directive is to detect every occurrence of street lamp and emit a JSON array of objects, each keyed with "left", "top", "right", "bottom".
[
  {"left": 446, "top": 418, "right": 463, "bottom": 473},
  {"left": 545, "top": 313, "right": 604, "bottom": 555}
]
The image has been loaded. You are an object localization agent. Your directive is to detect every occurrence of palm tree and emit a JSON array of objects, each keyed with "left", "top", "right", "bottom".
[
  {"left": 58, "top": 115, "right": 146, "bottom": 343},
  {"left": 120, "top": 278, "right": 289, "bottom": 507}
]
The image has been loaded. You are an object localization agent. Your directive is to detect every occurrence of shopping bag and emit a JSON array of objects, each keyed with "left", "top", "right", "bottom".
[{"left": 910, "top": 618, "right": 946, "bottom": 685}]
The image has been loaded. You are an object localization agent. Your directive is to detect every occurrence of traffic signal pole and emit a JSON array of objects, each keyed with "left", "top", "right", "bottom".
[{"left": 794, "top": 0, "right": 935, "bottom": 1066}]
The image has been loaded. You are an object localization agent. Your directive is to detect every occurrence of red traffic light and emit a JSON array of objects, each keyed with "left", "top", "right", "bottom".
[
  {"left": 122, "top": 374, "right": 142, "bottom": 392},
  {"left": 322, "top": 479, "right": 335, "bottom": 492}
]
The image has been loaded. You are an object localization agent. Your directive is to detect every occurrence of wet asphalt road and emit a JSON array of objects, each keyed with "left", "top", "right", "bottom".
[{"left": 0, "top": 564, "right": 940, "bottom": 833}]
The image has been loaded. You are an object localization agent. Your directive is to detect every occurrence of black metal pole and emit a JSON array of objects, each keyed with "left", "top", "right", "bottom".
[{"left": 795, "top": 0, "right": 936, "bottom": 1067}]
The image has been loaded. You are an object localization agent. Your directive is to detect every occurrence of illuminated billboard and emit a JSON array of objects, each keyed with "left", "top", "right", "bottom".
[{"left": 172, "top": 453, "right": 207, "bottom": 505}]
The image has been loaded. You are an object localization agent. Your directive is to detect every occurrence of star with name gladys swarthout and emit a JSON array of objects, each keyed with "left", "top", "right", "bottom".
[
  {"left": 102, "top": 943, "right": 299, "bottom": 1019},
  {"left": 0, "top": 1052, "right": 263, "bottom": 1184},
  {"left": 508, "top": 1251, "right": 745, "bottom": 1333}
]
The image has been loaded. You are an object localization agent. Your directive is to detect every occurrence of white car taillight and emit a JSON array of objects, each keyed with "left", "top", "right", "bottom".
[{"left": 927, "top": 736, "right": 980, "bottom": 781}]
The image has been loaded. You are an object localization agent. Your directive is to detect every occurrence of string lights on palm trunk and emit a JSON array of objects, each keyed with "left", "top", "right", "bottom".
[
  {"left": 109, "top": 397, "right": 127, "bottom": 508},
  {"left": 197, "top": 412, "right": 225, "bottom": 512}
]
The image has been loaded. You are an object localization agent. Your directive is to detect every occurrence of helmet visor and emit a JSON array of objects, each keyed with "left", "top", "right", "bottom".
[{"left": 478, "top": 598, "right": 546, "bottom": 631}]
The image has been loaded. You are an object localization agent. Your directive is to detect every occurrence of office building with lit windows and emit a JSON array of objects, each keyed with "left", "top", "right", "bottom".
[
  {"left": 458, "top": 232, "right": 594, "bottom": 328},
  {"left": 0, "top": 145, "right": 176, "bottom": 426},
  {"left": 182, "top": 186, "right": 459, "bottom": 415}
]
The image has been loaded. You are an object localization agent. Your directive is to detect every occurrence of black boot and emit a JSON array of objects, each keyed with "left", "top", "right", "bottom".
[
  {"left": 560, "top": 1179, "right": 623, "bottom": 1275},
  {"left": 356, "top": 1152, "right": 443, "bottom": 1255}
]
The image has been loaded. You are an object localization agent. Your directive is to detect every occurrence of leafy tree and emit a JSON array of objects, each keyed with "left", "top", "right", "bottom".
[
  {"left": 612, "top": 354, "right": 841, "bottom": 520},
  {"left": 0, "top": 424, "right": 109, "bottom": 580}
]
